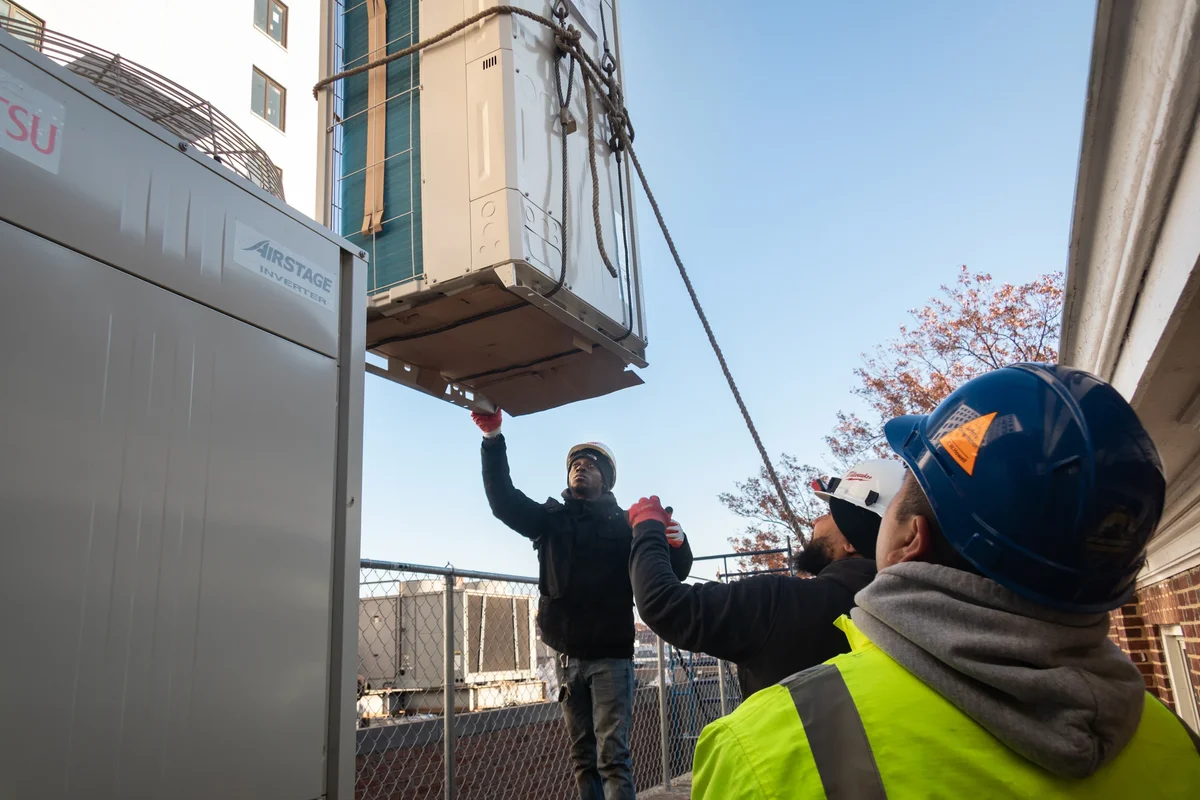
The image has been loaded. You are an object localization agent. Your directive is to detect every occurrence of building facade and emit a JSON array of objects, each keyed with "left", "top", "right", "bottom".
[
  {"left": 7, "top": 0, "right": 322, "bottom": 218},
  {"left": 1061, "top": 0, "right": 1200, "bottom": 733}
]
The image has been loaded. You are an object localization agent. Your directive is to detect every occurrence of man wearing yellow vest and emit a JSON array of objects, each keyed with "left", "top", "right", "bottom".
[{"left": 692, "top": 364, "right": 1200, "bottom": 798}]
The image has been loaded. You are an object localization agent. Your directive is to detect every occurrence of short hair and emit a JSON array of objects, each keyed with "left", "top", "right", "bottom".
[{"left": 893, "top": 473, "right": 982, "bottom": 577}]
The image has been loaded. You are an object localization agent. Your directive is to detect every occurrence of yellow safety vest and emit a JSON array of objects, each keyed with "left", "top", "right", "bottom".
[{"left": 693, "top": 617, "right": 1200, "bottom": 799}]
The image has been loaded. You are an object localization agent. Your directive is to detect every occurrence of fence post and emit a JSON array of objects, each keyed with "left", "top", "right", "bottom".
[
  {"left": 444, "top": 573, "right": 456, "bottom": 800},
  {"left": 717, "top": 658, "right": 729, "bottom": 717},
  {"left": 656, "top": 636, "right": 671, "bottom": 789}
]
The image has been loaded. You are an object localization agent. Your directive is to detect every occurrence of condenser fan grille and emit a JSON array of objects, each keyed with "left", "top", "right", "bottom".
[{"left": 0, "top": 18, "right": 285, "bottom": 200}]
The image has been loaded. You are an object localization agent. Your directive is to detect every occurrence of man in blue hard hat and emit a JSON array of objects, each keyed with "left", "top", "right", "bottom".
[{"left": 687, "top": 364, "right": 1200, "bottom": 798}]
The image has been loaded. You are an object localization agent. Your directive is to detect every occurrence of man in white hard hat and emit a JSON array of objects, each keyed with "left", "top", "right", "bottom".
[
  {"left": 471, "top": 409, "right": 693, "bottom": 800},
  {"left": 628, "top": 458, "right": 905, "bottom": 699}
]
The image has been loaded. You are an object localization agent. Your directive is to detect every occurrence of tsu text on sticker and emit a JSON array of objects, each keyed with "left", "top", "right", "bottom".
[{"left": 0, "top": 68, "right": 65, "bottom": 174}]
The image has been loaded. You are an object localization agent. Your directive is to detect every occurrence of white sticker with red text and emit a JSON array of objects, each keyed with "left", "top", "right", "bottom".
[{"left": 0, "top": 68, "right": 64, "bottom": 174}]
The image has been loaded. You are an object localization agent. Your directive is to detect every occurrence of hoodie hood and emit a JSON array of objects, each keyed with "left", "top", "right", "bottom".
[{"left": 851, "top": 562, "right": 1145, "bottom": 779}]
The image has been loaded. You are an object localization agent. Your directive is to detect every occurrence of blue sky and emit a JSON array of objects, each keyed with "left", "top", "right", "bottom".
[{"left": 359, "top": 0, "right": 1097, "bottom": 580}]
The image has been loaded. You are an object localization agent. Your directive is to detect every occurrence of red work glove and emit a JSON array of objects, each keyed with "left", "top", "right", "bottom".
[
  {"left": 629, "top": 496, "right": 671, "bottom": 529},
  {"left": 471, "top": 408, "right": 503, "bottom": 438},
  {"left": 665, "top": 514, "right": 686, "bottom": 549}
]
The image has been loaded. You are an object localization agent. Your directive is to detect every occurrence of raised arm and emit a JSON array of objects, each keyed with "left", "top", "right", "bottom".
[
  {"left": 475, "top": 411, "right": 548, "bottom": 540},
  {"left": 628, "top": 498, "right": 776, "bottom": 664}
]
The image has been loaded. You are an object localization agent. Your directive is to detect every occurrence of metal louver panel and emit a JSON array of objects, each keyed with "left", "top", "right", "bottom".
[{"left": 482, "top": 596, "right": 517, "bottom": 673}]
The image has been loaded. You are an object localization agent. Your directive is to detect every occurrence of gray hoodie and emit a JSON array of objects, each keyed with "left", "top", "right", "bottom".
[{"left": 851, "top": 562, "right": 1146, "bottom": 779}]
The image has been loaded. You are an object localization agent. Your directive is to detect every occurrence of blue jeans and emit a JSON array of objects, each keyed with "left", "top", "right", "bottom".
[{"left": 557, "top": 656, "right": 636, "bottom": 800}]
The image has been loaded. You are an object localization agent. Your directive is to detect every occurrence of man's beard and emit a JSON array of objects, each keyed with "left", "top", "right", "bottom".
[{"left": 790, "top": 538, "right": 836, "bottom": 577}]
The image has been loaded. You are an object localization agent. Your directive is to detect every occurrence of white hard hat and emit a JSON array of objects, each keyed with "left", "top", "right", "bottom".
[
  {"left": 567, "top": 442, "right": 617, "bottom": 489},
  {"left": 811, "top": 458, "right": 907, "bottom": 518}
]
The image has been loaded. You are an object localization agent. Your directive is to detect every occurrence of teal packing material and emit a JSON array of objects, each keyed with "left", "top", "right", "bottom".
[{"left": 339, "top": 0, "right": 423, "bottom": 294}]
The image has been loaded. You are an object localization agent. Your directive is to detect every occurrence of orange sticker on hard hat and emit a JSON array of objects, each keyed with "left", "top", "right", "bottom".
[{"left": 938, "top": 412, "right": 997, "bottom": 476}]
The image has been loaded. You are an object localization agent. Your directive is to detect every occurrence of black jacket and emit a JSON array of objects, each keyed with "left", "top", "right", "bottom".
[
  {"left": 630, "top": 519, "right": 875, "bottom": 698},
  {"left": 482, "top": 435, "right": 694, "bottom": 659}
]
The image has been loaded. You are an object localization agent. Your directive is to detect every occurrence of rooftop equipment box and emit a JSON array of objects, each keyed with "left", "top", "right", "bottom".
[
  {"left": 0, "top": 28, "right": 365, "bottom": 800},
  {"left": 359, "top": 581, "right": 538, "bottom": 691}
]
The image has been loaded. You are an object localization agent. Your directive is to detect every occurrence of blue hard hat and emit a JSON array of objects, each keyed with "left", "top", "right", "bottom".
[{"left": 884, "top": 363, "right": 1165, "bottom": 613}]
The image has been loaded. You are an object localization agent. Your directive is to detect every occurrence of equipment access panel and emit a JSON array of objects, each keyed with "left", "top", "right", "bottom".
[{"left": 0, "top": 30, "right": 365, "bottom": 800}]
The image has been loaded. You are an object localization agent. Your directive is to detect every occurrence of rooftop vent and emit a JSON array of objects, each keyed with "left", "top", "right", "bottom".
[{"left": 0, "top": 18, "right": 285, "bottom": 200}]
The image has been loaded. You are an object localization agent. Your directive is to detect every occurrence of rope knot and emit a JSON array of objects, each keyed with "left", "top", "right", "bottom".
[{"left": 554, "top": 25, "right": 581, "bottom": 55}]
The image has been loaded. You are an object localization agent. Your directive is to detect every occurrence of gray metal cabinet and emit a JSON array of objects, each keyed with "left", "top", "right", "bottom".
[{"left": 0, "top": 28, "right": 365, "bottom": 800}]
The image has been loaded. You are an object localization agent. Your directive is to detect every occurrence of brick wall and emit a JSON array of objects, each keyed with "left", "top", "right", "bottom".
[
  {"left": 356, "top": 687, "right": 704, "bottom": 800},
  {"left": 1109, "top": 564, "right": 1200, "bottom": 712}
]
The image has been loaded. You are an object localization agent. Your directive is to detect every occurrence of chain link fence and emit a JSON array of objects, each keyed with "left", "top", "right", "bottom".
[{"left": 354, "top": 559, "right": 743, "bottom": 800}]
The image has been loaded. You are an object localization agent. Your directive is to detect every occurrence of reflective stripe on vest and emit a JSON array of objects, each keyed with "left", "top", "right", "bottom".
[{"left": 784, "top": 664, "right": 885, "bottom": 799}]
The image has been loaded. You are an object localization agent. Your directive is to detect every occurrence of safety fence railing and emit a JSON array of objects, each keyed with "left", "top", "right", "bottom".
[
  {"left": 355, "top": 559, "right": 743, "bottom": 800},
  {"left": 693, "top": 546, "right": 797, "bottom": 582}
]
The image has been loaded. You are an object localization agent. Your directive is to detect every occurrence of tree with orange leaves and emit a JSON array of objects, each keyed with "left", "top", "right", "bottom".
[
  {"left": 826, "top": 266, "right": 1062, "bottom": 467},
  {"left": 722, "top": 266, "right": 1062, "bottom": 573},
  {"left": 718, "top": 454, "right": 827, "bottom": 574}
]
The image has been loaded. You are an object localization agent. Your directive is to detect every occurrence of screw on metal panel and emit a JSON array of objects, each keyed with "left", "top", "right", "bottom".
[
  {"left": 177, "top": 142, "right": 187, "bottom": 151},
  {"left": 359, "top": 250, "right": 367, "bottom": 258}
]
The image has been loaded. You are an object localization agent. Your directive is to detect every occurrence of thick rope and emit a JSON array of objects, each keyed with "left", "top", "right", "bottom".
[
  {"left": 313, "top": 4, "right": 804, "bottom": 538},
  {"left": 619, "top": 140, "right": 801, "bottom": 536},
  {"left": 583, "top": 73, "right": 619, "bottom": 278},
  {"left": 313, "top": 5, "right": 555, "bottom": 98},
  {"left": 548, "top": 20, "right": 576, "bottom": 298}
]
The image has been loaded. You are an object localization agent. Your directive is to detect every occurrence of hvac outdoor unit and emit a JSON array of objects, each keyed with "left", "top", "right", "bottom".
[
  {"left": 319, "top": 0, "right": 646, "bottom": 415},
  {"left": 0, "top": 23, "right": 364, "bottom": 800},
  {"left": 359, "top": 581, "right": 539, "bottom": 691}
]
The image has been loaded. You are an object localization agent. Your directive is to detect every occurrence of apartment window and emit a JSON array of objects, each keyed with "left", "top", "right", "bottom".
[
  {"left": 0, "top": 1, "right": 44, "bottom": 49},
  {"left": 251, "top": 68, "right": 286, "bottom": 131},
  {"left": 254, "top": 0, "right": 288, "bottom": 48},
  {"left": 1162, "top": 625, "right": 1199, "bottom": 734}
]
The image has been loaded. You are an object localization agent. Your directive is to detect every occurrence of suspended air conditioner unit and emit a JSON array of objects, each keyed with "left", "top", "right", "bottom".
[{"left": 319, "top": 0, "right": 646, "bottom": 416}]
